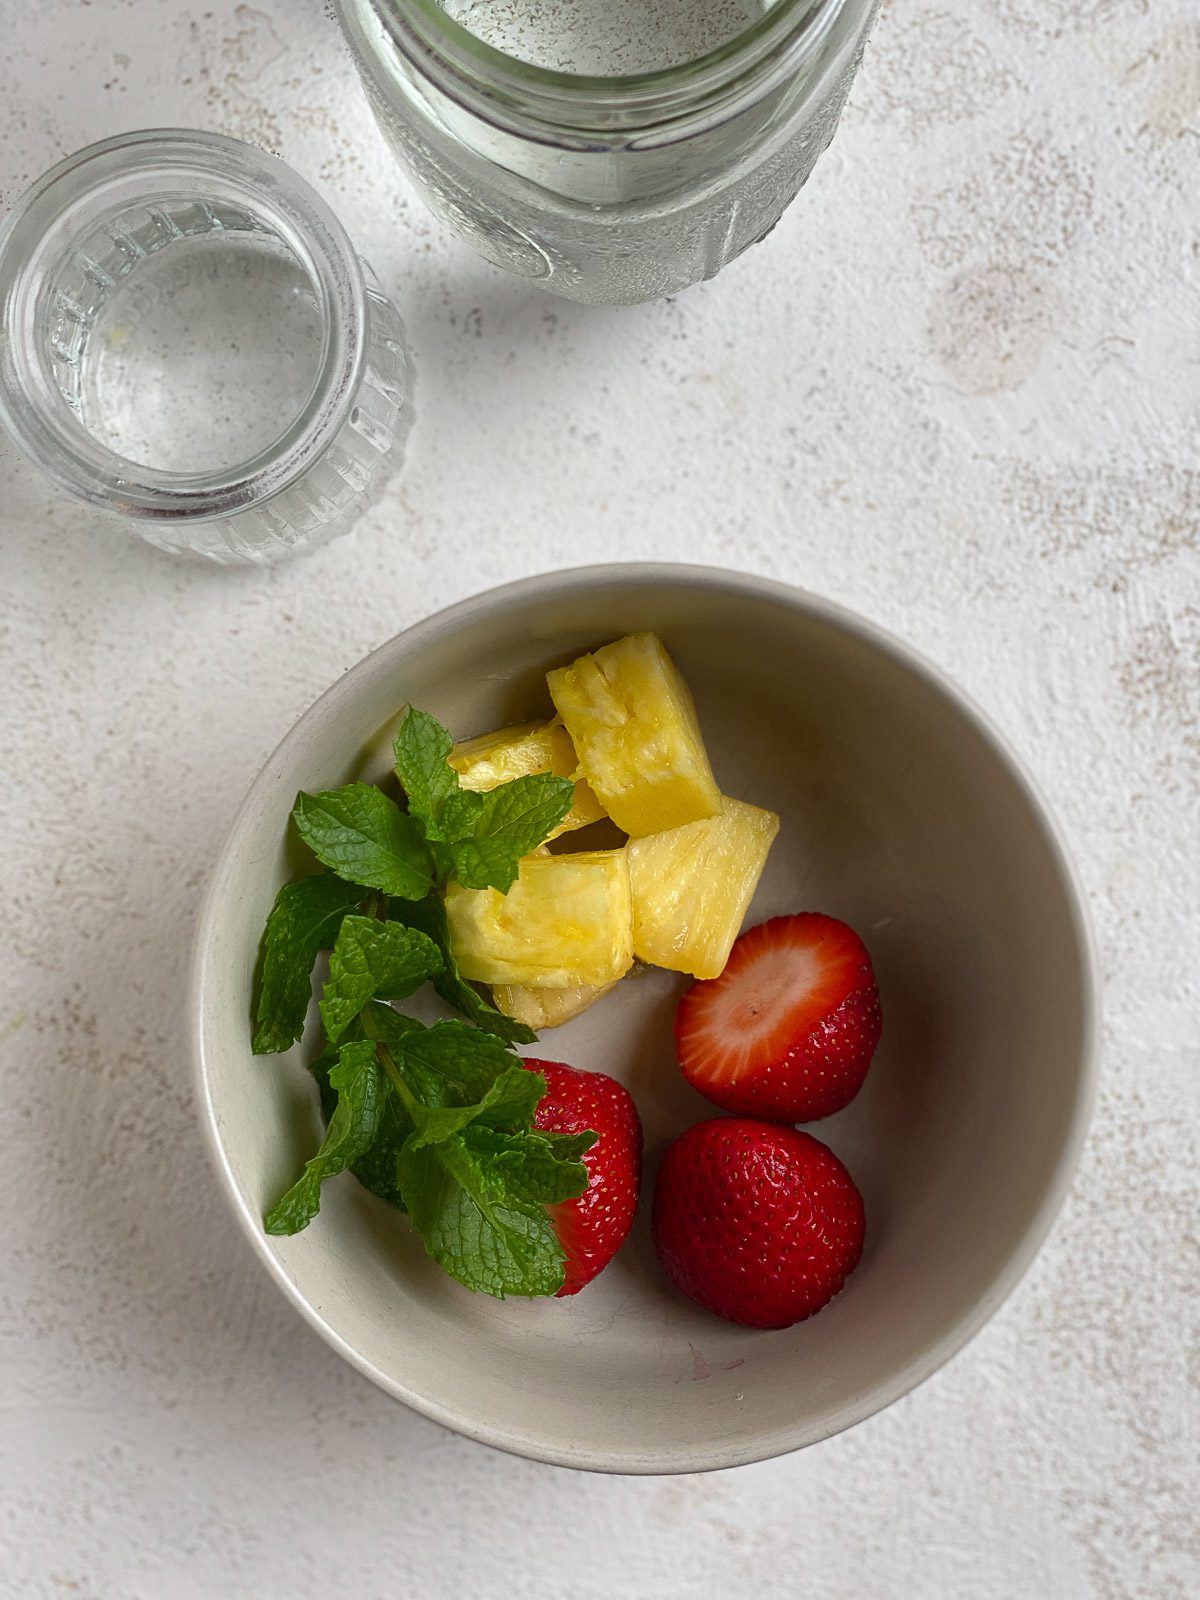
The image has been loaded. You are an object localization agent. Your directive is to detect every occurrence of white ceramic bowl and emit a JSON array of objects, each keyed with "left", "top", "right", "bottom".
[{"left": 192, "top": 565, "right": 1096, "bottom": 1473}]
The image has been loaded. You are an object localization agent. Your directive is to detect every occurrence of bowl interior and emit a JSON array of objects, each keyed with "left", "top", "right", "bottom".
[{"left": 195, "top": 570, "right": 1092, "bottom": 1472}]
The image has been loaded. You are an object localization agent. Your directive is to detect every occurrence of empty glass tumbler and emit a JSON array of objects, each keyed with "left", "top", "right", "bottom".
[
  {"left": 335, "top": 0, "right": 879, "bottom": 306},
  {"left": 0, "top": 130, "right": 413, "bottom": 564}
]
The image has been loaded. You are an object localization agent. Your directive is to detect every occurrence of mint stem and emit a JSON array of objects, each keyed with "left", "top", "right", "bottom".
[{"left": 360, "top": 1004, "right": 419, "bottom": 1118}]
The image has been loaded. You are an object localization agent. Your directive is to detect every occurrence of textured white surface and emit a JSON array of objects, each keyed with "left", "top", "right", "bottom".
[{"left": 0, "top": 1, "right": 1197, "bottom": 1596}]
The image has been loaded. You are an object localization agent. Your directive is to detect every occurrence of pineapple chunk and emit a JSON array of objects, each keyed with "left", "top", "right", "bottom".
[
  {"left": 449, "top": 719, "right": 606, "bottom": 837},
  {"left": 445, "top": 850, "right": 633, "bottom": 989},
  {"left": 627, "top": 796, "right": 779, "bottom": 979},
  {"left": 491, "top": 979, "right": 617, "bottom": 1030},
  {"left": 546, "top": 633, "right": 721, "bottom": 838}
]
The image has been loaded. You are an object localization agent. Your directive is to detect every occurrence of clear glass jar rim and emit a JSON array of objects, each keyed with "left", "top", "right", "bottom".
[
  {"left": 0, "top": 128, "right": 368, "bottom": 521},
  {"left": 360, "top": 0, "right": 846, "bottom": 135}
]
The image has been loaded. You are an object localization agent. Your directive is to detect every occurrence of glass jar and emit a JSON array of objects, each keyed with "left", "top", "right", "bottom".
[
  {"left": 0, "top": 129, "right": 414, "bottom": 564},
  {"left": 334, "top": 0, "right": 879, "bottom": 306}
]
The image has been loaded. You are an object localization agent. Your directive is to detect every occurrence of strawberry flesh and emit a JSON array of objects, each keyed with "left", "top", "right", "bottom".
[
  {"left": 652, "top": 1117, "right": 865, "bottom": 1329},
  {"left": 526, "top": 1058, "right": 643, "bottom": 1297},
  {"left": 675, "top": 913, "right": 882, "bottom": 1122}
]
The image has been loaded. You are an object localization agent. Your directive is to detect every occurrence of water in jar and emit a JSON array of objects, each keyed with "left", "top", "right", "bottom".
[
  {"left": 339, "top": 0, "right": 875, "bottom": 304},
  {"left": 440, "top": 0, "right": 776, "bottom": 75},
  {"left": 49, "top": 201, "right": 324, "bottom": 476}
]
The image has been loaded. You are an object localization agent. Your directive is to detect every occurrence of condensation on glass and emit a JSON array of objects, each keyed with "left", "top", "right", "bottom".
[
  {"left": 335, "top": 0, "right": 879, "bottom": 306},
  {"left": 0, "top": 130, "right": 413, "bottom": 564}
]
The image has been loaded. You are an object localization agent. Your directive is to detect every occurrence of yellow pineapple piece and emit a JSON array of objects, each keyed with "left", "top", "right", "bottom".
[
  {"left": 448, "top": 719, "right": 606, "bottom": 837},
  {"left": 445, "top": 850, "right": 633, "bottom": 988},
  {"left": 627, "top": 796, "right": 779, "bottom": 979},
  {"left": 491, "top": 979, "right": 617, "bottom": 1030},
  {"left": 546, "top": 633, "right": 721, "bottom": 838}
]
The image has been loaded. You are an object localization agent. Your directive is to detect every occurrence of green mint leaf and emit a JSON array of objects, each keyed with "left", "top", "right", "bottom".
[
  {"left": 308, "top": 1045, "right": 341, "bottom": 1124},
  {"left": 449, "top": 773, "right": 575, "bottom": 893},
  {"left": 390, "top": 894, "right": 536, "bottom": 1044},
  {"left": 264, "top": 1040, "right": 383, "bottom": 1235},
  {"left": 370, "top": 1013, "right": 542, "bottom": 1151},
  {"left": 295, "top": 1007, "right": 595, "bottom": 1297},
  {"left": 398, "top": 1134, "right": 566, "bottom": 1298},
  {"left": 252, "top": 874, "right": 363, "bottom": 1054},
  {"left": 319, "top": 917, "right": 443, "bottom": 1043},
  {"left": 340, "top": 1004, "right": 422, "bottom": 1210},
  {"left": 402, "top": 1104, "right": 483, "bottom": 1149},
  {"left": 395, "top": 1018, "right": 522, "bottom": 1106},
  {"left": 309, "top": 1042, "right": 413, "bottom": 1212},
  {"left": 293, "top": 785, "right": 433, "bottom": 899},
  {"left": 350, "top": 1097, "right": 412, "bottom": 1210},
  {"left": 360, "top": 1000, "right": 424, "bottom": 1052},
  {"left": 472, "top": 1063, "right": 545, "bottom": 1129},
  {"left": 389, "top": 707, "right": 572, "bottom": 893},
  {"left": 461, "top": 1124, "right": 593, "bottom": 1206},
  {"left": 405, "top": 1062, "right": 544, "bottom": 1150},
  {"left": 532, "top": 1129, "right": 598, "bottom": 1164},
  {"left": 440, "top": 788, "right": 484, "bottom": 840},
  {"left": 392, "top": 709, "right": 461, "bottom": 841}
]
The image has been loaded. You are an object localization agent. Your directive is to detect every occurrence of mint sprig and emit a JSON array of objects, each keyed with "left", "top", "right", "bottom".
[
  {"left": 288, "top": 709, "right": 573, "bottom": 903},
  {"left": 389, "top": 892, "right": 536, "bottom": 1045},
  {"left": 293, "top": 784, "right": 432, "bottom": 899},
  {"left": 309, "top": 1041, "right": 411, "bottom": 1213},
  {"left": 359, "top": 1008, "right": 593, "bottom": 1296},
  {"left": 253, "top": 874, "right": 364, "bottom": 1054},
  {"left": 318, "top": 917, "right": 442, "bottom": 1043},
  {"left": 264, "top": 1039, "right": 384, "bottom": 1235},
  {"left": 393, "top": 706, "right": 575, "bottom": 894},
  {"left": 399, "top": 1135, "right": 562, "bottom": 1299},
  {"left": 448, "top": 775, "right": 579, "bottom": 892},
  {"left": 251, "top": 707, "right": 596, "bottom": 1299},
  {"left": 392, "top": 708, "right": 460, "bottom": 840}
]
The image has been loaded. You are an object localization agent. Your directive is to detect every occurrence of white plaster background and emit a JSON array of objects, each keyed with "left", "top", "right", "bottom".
[{"left": 1, "top": 1, "right": 1197, "bottom": 1596}]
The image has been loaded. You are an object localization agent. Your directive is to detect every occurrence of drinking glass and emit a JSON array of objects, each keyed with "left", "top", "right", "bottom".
[{"left": 0, "top": 129, "right": 414, "bottom": 563}]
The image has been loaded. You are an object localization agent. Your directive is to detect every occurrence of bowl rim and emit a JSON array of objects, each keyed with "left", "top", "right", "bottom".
[{"left": 190, "top": 561, "right": 1099, "bottom": 1475}]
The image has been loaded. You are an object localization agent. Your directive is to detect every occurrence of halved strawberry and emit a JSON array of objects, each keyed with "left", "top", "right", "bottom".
[
  {"left": 675, "top": 913, "right": 881, "bottom": 1122},
  {"left": 526, "top": 1058, "right": 643, "bottom": 1296}
]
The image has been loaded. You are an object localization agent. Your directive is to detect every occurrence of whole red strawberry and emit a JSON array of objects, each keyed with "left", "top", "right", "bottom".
[
  {"left": 652, "top": 1118, "right": 864, "bottom": 1328},
  {"left": 526, "top": 1059, "right": 643, "bottom": 1297},
  {"left": 675, "top": 913, "right": 882, "bottom": 1122}
]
